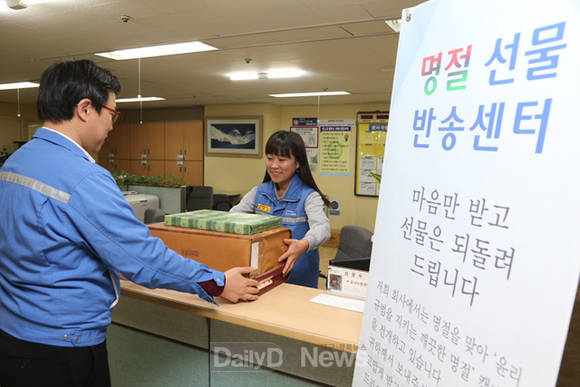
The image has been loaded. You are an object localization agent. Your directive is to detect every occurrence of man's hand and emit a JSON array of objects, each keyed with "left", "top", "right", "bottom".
[
  {"left": 278, "top": 238, "right": 309, "bottom": 276},
  {"left": 221, "top": 267, "right": 259, "bottom": 303}
]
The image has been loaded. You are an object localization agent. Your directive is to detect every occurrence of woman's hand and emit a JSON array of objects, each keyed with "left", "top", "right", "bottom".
[
  {"left": 278, "top": 239, "right": 309, "bottom": 276},
  {"left": 221, "top": 267, "right": 259, "bottom": 303}
]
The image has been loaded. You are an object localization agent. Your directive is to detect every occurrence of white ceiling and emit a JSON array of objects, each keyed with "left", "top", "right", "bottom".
[{"left": 0, "top": 0, "right": 425, "bottom": 108}]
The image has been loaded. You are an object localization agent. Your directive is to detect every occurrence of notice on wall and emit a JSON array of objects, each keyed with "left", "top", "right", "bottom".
[
  {"left": 353, "top": 1, "right": 580, "bottom": 387},
  {"left": 292, "top": 117, "right": 318, "bottom": 126},
  {"left": 319, "top": 119, "right": 353, "bottom": 176},
  {"left": 306, "top": 148, "right": 318, "bottom": 166},
  {"left": 357, "top": 156, "right": 378, "bottom": 195},
  {"left": 356, "top": 113, "right": 388, "bottom": 196},
  {"left": 329, "top": 199, "right": 340, "bottom": 216},
  {"left": 290, "top": 126, "right": 319, "bottom": 148}
]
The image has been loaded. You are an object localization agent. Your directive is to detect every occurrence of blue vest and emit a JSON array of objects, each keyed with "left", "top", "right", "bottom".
[{"left": 254, "top": 175, "right": 319, "bottom": 287}]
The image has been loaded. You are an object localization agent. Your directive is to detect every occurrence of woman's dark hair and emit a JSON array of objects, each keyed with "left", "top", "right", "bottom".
[
  {"left": 37, "top": 59, "right": 121, "bottom": 123},
  {"left": 263, "top": 130, "right": 331, "bottom": 207}
]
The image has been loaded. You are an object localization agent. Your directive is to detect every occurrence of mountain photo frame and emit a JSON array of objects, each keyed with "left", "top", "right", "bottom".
[{"left": 205, "top": 116, "right": 263, "bottom": 158}]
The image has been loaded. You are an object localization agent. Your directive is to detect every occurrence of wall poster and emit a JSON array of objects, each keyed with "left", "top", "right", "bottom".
[
  {"left": 319, "top": 119, "right": 353, "bottom": 176},
  {"left": 290, "top": 126, "right": 319, "bottom": 166},
  {"left": 355, "top": 112, "right": 389, "bottom": 196}
]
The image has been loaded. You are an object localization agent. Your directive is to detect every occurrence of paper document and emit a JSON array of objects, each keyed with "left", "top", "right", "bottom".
[{"left": 309, "top": 293, "right": 365, "bottom": 313}]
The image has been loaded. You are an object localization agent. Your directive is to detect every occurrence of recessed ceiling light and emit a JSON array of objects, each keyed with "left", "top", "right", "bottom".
[
  {"left": 95, "top": 41, "right": 217, "bottom": 60},
  {"left": 0, "top": 82, "right": 39, "bottom": 90},
  {"left": 266, "top": 69, "right": 306, "bottom": 79},
  {"left": 269, "top": 91, "right": 350, "bottom": 98},
  {"left": 116, "top": 97, "right": 165, "bottom": 103},
  {"left": 228, "top": 72, "right": 260, "bottom": 81},
  {"left": 228, "top": 68, "right": 307, "bottom": 81},
  {"left": 385, "top": 19, "right": 402, "bottom": 33}
]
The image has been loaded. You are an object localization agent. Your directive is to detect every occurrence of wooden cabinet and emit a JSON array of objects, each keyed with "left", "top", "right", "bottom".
[
  {"left": 164, "top": 120, "right": 203, "bottom": 161},
  {"left": 99, "top": 122, "right": 131, "bottom": 160},
  {"left": 131, "top": 122, "right": 165, "bottom": 160},
  {"left": 130, "top": 160, "right": 165, "bottom": 177},
  {"left": 113, "top": 159, "right": 132, "bottom": 173},
  {"left": 100, "top": 119, "right": 203, "bottom": 185},
  {"left": 114, "top": 123, "right": 132, "bottom": 159},
  {"left": 98, "top": 121, "right": 132, "bottom": 171},
  {"left": 99, "top": 137, "right": 114, "bottom": 164},
  {"left": 99, "top": 158, "right": 132, "bottom": 173},
  {"left": 165, "top": 160, "right": 203, "bottom": 186}
]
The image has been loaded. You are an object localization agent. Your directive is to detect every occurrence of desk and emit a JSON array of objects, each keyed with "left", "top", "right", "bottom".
[{"left": 110, "top": 281, "right": 363, "bottom": 386}]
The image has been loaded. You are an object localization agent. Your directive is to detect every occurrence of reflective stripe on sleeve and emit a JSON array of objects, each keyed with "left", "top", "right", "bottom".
[
  {"left": 0, "top": 172, "right": 71, "bottom": 203},
  {"left": 108, "top": 271, "right": 120, "bottom": 309}
]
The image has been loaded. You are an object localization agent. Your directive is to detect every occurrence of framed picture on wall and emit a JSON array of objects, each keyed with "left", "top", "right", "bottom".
[{"left": 205, "top": 116, "right": 263, "bottom": 158}]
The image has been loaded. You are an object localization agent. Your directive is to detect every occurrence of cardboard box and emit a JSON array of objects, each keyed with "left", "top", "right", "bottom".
[{"left": 148, "top": 222, "right": 290, "bottom": 277}]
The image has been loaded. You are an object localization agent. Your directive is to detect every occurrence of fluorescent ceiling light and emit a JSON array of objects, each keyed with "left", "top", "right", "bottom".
[
  {"left": 229, "top": 68, "right": 306, "bottom": 81},
  {"left": 269, "top": 91, "right": 350, "bottom": 98},
  {"left": 228, "top": 72, "right": 259, "bottom": 81},
  {"left": 95, "top": 41, "right": 217, "bottom": 60},
  {"left": 23, "top": 0, "right": 54, "bottom": 4},
  {"left": 0, "top": 82, "right": 39, "bottom": 90},
  {"left": 1, "top": 0, "right": 56, "bottom": 10},
  {"left": 266, "top": 69, "right": 306, "bottom": 79},
  {"left": 116, "top": 97, "right": 165, "bottom": 103},
  {"left": 6, "top": 0, "right": 26, "bottom": 9},
  {"left": 385, "top": 19, "right": 402, "bottom": 33}
]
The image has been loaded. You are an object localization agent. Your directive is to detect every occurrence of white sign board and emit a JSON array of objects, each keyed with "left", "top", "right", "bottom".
[{"left": 354, "top": 1, "right": 580, "bottom": 386}]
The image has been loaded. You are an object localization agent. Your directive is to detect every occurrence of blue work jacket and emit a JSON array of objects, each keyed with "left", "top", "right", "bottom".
[
  {"left": 255, "top": 176, "right": 319, "bottom": 287},
  {"left": 0, "top": 128, "right": 224, "bottom": 347}
]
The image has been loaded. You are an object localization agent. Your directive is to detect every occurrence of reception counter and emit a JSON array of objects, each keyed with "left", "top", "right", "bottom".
[
  {"left": 119, "top": 280, "right": 362, "bottom": 351},
  {"left": 109, "top": 281, "right": 363, "bottom": 386},
  {"left": 111, "top": 281, "right": 579, "bottom": 387}
]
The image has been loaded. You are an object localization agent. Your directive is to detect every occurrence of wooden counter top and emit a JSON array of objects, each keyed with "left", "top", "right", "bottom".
[{"left": 120, "top": 280, "right": 363, "bottom": 353}]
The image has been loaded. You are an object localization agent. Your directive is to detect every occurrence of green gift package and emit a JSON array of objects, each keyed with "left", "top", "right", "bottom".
[{"left": 164, "top": 210, "right": 282, "bottom": 235}]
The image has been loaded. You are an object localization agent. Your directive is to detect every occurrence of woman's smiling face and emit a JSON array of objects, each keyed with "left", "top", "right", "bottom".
[{"left": 265, "top": 153, "right": 299, "bottom": 189}]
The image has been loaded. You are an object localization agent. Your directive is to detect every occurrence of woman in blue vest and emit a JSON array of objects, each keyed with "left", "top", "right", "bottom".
[{"left": 231, "top": 130, "right": 331, "bottom": 287}]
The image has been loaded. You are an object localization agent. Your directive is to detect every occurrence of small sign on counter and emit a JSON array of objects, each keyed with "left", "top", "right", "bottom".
[{"left": 327, "top": 265, "right": 368, "bottom": 300}]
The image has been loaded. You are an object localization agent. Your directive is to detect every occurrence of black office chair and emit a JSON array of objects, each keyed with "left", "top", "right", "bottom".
[
  {"left": 212, "top": 193, "right": 232, "bottom": 211},
  {"left": 329, "top": 225, "right": 373, "bottom": 271},
  {"left": 144, "top": 207, "right": 165, "bottom": 224},
  {"left": 185, "top": 186, "right": 214, "bottom": 211}
]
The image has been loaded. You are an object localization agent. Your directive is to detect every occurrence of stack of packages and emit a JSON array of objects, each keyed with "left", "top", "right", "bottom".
[
  {"left": 149, "top": 210, "right": 290, "bottom": 294},
  {"left": 164, "top": 209, "right": 282, "bottom": 235}
]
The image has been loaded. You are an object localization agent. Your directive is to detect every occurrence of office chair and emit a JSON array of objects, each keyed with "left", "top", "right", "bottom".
[
  {"left": 329, "top": 225, "right": 373, "bottom": 271},
  {"left": 212, "top": 194, "right": 232, "bottom": 211},
  {"left": 185, "top": 186, "right": 214, "bottom": 211},
  {"left": 144, "top": 207, "right": 166, "bottom": 224}
]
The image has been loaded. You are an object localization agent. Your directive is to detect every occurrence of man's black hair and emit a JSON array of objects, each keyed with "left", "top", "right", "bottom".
[{"left": 37, "top": 59, "right": 121, "bottom": 123}]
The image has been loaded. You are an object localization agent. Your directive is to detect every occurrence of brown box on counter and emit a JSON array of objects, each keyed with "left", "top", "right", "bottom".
[{"left": 148, "top": 222, "right": 290, "bottom": 278}]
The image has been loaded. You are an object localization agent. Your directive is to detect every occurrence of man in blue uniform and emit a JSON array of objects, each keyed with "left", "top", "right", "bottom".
[{"left": 0, "top": 60, "right": 258, "bottom": 387}]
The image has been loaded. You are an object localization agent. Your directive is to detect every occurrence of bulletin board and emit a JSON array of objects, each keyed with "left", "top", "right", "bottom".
[{"left": 354, "top": 111, "right": 388, "bottom": 196}]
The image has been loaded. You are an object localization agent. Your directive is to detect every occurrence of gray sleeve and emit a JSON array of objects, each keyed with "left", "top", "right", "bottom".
[
  {"left": 229, "top": 186, "right": 258, "bottom": 213},
  {"left": 303, "top": 192, "right": 331, "bottom": 251}
]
